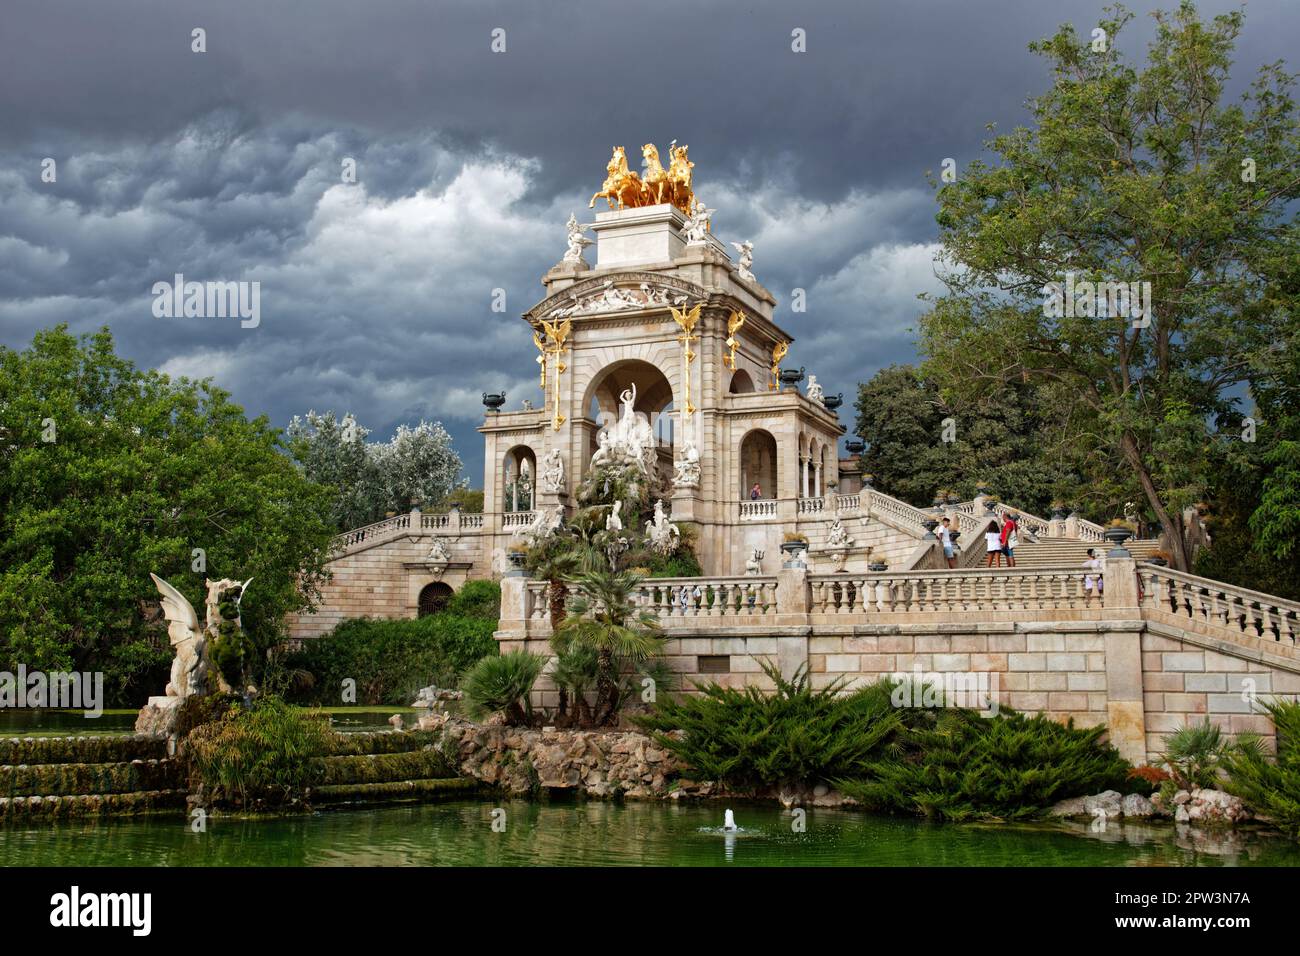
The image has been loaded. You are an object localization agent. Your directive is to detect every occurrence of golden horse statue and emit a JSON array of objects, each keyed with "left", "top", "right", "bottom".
[
  {"left": 641, "top": 143, "right": 673, "bottom": 206},
  {"left": 589, "top": 143, "right": 699, "bottom": 213},
  {"left": 589, "top": 146, "right": 645, "bottom": 209},
  {"left": 667, "top": 145, "right": 695, "bottom": 215}
]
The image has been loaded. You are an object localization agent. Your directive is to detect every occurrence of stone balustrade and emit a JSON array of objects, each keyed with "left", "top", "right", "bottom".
[
  {"left": 808, "top": 568, "right": 1090, "bottom": 615},
  {"left": 334, "top": 513, "right": 414, "bottom": 549},
  {"left": 635, "top": 576, "right": 779, "bottom": 619},
  {"left": 738, "top": 499, "right": 778, "bottom": 519},
  {"left": 501, "top": 511, "right": 536, "bottom": 529},
  {"left": 1140, "top": 564, "right": 1300, "bottom": 649}
]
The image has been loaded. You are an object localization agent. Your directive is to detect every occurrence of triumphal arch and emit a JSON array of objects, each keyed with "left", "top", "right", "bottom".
[{"left": 480, "top": 146, "right": 849, "bottom": 575}]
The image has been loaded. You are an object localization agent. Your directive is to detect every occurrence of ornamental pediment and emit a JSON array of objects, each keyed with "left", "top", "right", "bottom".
[{"left": 526, "top": 273, "right": 711, "bottom": 323}]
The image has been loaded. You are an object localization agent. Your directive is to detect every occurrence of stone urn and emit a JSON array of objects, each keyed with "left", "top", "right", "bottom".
[
  {"left": 845, "top": 438, "right": 866, "bottom": 456},
  {"left": 482, "top": 391, "right": 507, "bottom": 412},
  {"left": 780, "top": 538, "right": 808, "bottom": 566},
  {"left": 779, "top": 366, "right": 806, "bottom": 389},
  {"left": 868, "top": 561, "right": 888, "bottom": 572},
  {"left": 822, "top": 393, "right": 844, "bottom": 412},
  {"left": 860, "top": 472, "right": 874, "bottom": 488},
  {"left": 507, "top": 549, "right": 527, "bottom": 570},
  {"left": 922, "top": 518, "right": 939, "bottom": 539},
  {"left": 1104, "top": 525, "right": 1133, "bottom": 556}
]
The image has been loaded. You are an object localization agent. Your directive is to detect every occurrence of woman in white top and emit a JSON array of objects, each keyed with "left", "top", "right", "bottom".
[
  {"left": 1083, "top": 548, "right": 1104, "bottom": 602},
  {"left": 985, "top": 522, "right": 1004, "bottom": 568}
]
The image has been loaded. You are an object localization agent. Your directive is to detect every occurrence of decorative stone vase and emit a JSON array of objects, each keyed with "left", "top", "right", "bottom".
[
  {"left": 922, "top": 518, "right": 939, "bottom": 539},
  {"left": 1051, "top": 502, "right": 1067, "bottom": 520},
  {"left": 945, "top": 493, "right": 960, "bottom": 505},
  {"left": 845, "top": 439, "right": 866, "bottom": 456},
  {"left": 507, "top": 550, "right": 527, "bottom": 569},
  {"left": 1147, "top": 557, "right": 1169, "bottom": 567},
  {"left": 779, "top": 366, "right": 806, "bottom": 389},
  {"left": 780, "top": 539, "right": 808, "bottom": 558},
  {"left": 482, "top": 391, "right": 507, "bottom": 412},
  {"left": 1104, "top": 526, "right": 1133, "bottom": 557},
  {"left": 822, "top": 393, "right": 844, "bottom": 412},
  {"left": 860, "top": 472, "right": 873, "bottom": 488},
  {"left": 868, "top": 561, "right": 888, "bottom": 572}
]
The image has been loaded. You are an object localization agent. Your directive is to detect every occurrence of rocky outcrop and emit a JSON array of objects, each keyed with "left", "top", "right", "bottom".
[
  {"left": 1151, "top": 787, "right": 1250, "bottom": 824},
  {"left": 419, "top": 713, "right": 711, "bottom": 799},
  {"left": 1052, "top": 787, "right": 1249, "bottom": 825}
]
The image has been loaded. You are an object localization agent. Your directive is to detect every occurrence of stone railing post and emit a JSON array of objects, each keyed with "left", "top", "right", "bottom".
[
  {"left": 449, "top": 502, "right": 462, "bottom": 534},
  {"left": 775, "top": 566, "right": 810, "bottom": 680},
  {"left": 1099, "top": 553, "right": 1146, "bottom": 764},
  {"left": 1065, "top": 512, "right": 1080, "bottom": 538},
  {"left": 495, "top": 572, "right": 529, "bottom": 646}
]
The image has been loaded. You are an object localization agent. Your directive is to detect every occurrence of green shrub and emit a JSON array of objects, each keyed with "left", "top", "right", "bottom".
[
  {"left": 1224, "top": 699, "right": 1300, "bottom": 836},
  {"left": 636, "top": 662, "right": 902, "bottom": 791},
  {"left": 445, "top": 580, "right": 501, "bottom": 620},
  {"left": 1160, "top": 719, "right": 1228, "bottom": 790},
  {"left": 285, "top": 602, "right": 498, "bottom": 705},
  {"left": 836, "top": 706, "right": 1132, "bottom": 822},
  {"left": 462, "top": 651, "right": 547, "bottom": 725},
  {"left": 185, "top": 695, "right": 334, "bottom": 808}
]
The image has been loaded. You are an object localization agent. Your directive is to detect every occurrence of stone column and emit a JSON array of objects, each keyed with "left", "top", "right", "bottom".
[
  {"left": 775, "top": 565, "right": 810, "bottom": 679},
  {"left": 814, "top": 461, "right": 822, "bottom": 498},
  {"left": 1101, "top": 553, "right": 1146, "bottom": 764},
  {"left": 495, "top": 572, "right": 529, "bottom": 644},
  {"left": 800, "top": 455, "right": 809, "bottom": 498}
]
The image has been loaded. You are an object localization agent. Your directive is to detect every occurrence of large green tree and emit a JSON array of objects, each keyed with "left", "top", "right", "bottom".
[
  {"left": 0, "top": 326, "right": 337, "bottom": 703},
  {"left": 854, "top": 364, "right": 1078, "bottom": 514},
  {"left": 918, "top": 2, "right": 1299, "bottom": 570}
]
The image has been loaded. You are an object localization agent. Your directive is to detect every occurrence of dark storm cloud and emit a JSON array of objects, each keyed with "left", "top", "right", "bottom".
[{"left": 1, "top": 0, "right": 1295, "bottom": 483}]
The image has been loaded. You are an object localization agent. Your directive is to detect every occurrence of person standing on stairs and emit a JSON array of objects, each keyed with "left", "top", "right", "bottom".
[
  {"left": 1000, "top": 513, "right": 1019, "bottom": 568},
  {"left": 985, "top": 520, "right": 1004, "bottom": 568}
]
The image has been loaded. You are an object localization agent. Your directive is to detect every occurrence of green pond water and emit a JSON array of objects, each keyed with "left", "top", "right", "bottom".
[{"left": 3, "top": 799, "right": 1299, "bottom": 867}]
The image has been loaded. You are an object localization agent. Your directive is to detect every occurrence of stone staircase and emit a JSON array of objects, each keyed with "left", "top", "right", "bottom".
[
  {"left": 0, "top": 735, "right": 186, "bottom": 823},
  {"left": 1009, "top": 537, "right": 1163, "bottom": 568}
]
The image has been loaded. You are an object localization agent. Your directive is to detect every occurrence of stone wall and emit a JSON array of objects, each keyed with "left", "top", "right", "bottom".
[{"left": 498, "top": 555, "right": 1300, "bottom": 765}]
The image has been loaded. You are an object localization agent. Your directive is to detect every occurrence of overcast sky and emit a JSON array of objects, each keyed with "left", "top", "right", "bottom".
[{"left": 1, "top": 0, "right": 1295, "bottom": 484}]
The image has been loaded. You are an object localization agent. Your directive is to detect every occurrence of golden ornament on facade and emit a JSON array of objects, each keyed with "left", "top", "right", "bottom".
[
  {"left": 589, "top": 142, "right": 698, "bottom": 216},
  {"left": 770, "top": 340, "right": 789, "bottom": 391},
  {"left": 538, "top": 318, "right": 572, "bottom": 430},
  {"left": 723, "top": 310, "right": 746, "bottom": 371},
  {"left": 670, "top": 303, "right": 702, "bottom": 417}
]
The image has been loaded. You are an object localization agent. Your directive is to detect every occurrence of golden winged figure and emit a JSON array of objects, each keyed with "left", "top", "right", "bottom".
[
  {"left": 724, "top": 310, "right": 746, "bottom": 370},
  {"left": 670, "top": 303, "right": 701, "bottom": 337},
  {"left": 770, "top": 340, "right": 790, "bottom": 390}
]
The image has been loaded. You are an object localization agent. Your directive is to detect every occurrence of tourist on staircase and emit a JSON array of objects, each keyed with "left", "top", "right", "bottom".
[
  {"left": 985, "top": 521, "right": 1004, "bottom": 568},
  {"left": 1000, "top": 513, "right": 1019, "bottom": 568}
]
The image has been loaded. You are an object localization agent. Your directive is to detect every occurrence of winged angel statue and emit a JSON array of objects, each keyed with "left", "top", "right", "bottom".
[{"left": 150, "top": 573, "right": 253, "bottom": 698}]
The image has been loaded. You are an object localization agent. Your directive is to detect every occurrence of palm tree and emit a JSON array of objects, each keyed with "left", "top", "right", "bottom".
[{"left": 554, "top": 569, "right": 664, "bottom": 726}]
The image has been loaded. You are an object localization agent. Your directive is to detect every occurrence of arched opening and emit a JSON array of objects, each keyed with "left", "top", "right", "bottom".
[
  {"left": 502, "top": 445, "right": 536, "bottom": 512},
  {"left": 739, "top": 429, "right": 778, "bottom": 500},
  {"left": 581, "top": 358, "right": 677, "bottom": 480},
  {"left": 729, "top": 369, "right": 756, "bottom": 394},
  {"left": 418, "top": 582, "right": 454, "bottom": 617}
]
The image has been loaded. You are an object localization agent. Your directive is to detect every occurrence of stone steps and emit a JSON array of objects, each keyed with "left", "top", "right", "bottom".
[
  {"left": 0, "top": 789, "right": 187, "bottom": 821},
  {"left": 0, "top": 758, "right": 183, "bottom": 797}
]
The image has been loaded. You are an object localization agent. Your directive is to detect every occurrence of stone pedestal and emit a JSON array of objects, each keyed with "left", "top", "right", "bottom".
[
  {"left": 135, "top": 695, "right": 181, "bottom": 738},
  {"left": 591, "top": 203, "right": 687, "bottom": 269}
]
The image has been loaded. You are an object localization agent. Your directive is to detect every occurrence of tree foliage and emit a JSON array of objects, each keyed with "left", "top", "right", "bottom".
[
  {"left": 0, "top": 325, "right": 337, "bottom": 703},
  {"left": 286, "top": 411, "right": 466, "bottom": 531},
  {"left": 916, "top": 2, "right": 1300, "bottom": 569}
]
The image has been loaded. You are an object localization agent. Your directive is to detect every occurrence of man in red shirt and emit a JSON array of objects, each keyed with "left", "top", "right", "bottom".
[{"left": 1000, "top": 514, "right": 1019, "bottom": 568}]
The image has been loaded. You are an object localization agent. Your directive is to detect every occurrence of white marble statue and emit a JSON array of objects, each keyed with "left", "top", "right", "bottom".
[
  {"left": 563, "top": 212, "right": 593, "bottom": 264},
  {"left": 806, "top": 374, "right": 824, "bottom": 403},
  {"left": 731, "top": 240, "right": 755, "bottom": 281},
  {"left": 590, "top": 383, "right": 657, "bottom": 474},
  {"left": 672, "top": 438, "right": 702, "bottom": 489},
  {"left": 825, "top": 518, "right": 855, "bottom": 572},
  {"left": 521, "top": 398, "right": 534, "bottom": 411},
  {"left": 516, "top": 506, "right": 561, "bottom": 547},
  {"left": 427, "top": 538, "right": 451, "bottom": 563},
  {"left": 150, "top": 574, "right": 252, "bottom": 698},
  {"left": 682, "top": 198, "right": 714, "bottom": 245},
  {"left": 745, "top": 548, "right": 765, "bottom": 576},
  {"left": 606, "top": 500, "right": 624, "bottom": 533},
  {"left": 645, "top": 499, "right": 680, "bottom": 555},
  {"left": 541, "top": 448, "right": 565, "bottom": 494}
]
